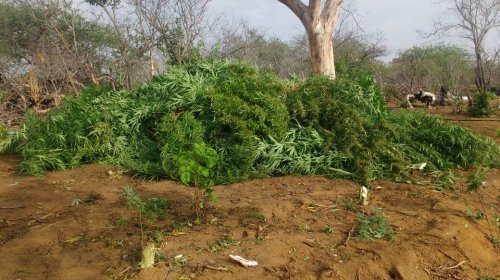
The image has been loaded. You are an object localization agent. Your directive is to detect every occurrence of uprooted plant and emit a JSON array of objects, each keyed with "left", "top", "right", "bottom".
[{"left": 0, "top": 60, "right": 498, "bottom": 188}]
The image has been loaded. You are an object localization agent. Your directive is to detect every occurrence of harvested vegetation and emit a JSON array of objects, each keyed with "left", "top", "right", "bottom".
[{"left": 0, "top": 61, "right": 498, "bottom": 185}]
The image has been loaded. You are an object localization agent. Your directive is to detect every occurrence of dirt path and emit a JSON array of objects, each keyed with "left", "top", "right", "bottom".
[{"left": 0, "top": 107, "right": 499, "bottom": 280}]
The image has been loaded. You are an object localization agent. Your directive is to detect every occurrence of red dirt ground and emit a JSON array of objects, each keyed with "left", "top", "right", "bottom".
[{"left": 0, "top": 106, "right": 499, "bottom": 280}]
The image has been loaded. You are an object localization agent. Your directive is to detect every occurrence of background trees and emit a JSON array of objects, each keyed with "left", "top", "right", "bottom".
[
  {"left": 0, "top": 0, "right": 499, "bottom": 124},
  {"left": 386, "top": 45, "right": 473, "bottom": 95},
  {"left": 0, "top": 0, "right": 116, "bottom": 116},
  {"left": 431, "top": 0, "right": 500, "bottom": 90}
]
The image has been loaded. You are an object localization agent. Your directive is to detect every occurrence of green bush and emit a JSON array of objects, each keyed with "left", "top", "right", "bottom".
[
  {"left": 356, "top": 209, "right": 397, "bottom": 241},
  {"left": 468, "top": 91, "right": 495, "bottom": 117}
]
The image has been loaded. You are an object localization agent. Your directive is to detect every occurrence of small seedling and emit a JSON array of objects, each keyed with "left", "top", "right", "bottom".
[
  {"left": 322, "top": 225, "right": 334, "bottom": 234},
  {"left": 209, "top": 237, "right": 239, "bottom": 253},
  {"left": 465, "top": 209, "right": 486, "bottom": 220},
  {"left": 153, "top": 231, "right": 164, "bottom": 243},
  {"left": 342, "top": 198, "right": 358, "bottom": 211},
  {"left": 114, "top": 215, "right": 130, "bottom": 227},
  {"left": 71, "top": 191, "right": 103, "bottom": 206},
  {"left": 170, "top": 220, "right": 193, "bottom": 231},
  {"left": 169, "top": 254, "right": 188, "bottom": 272},
  {"left": 176, "top": 143, "right": 218, "bottom": 219},
  {"left": 120, "top": 186, "right": 170, "bottom": 220},
  {"left": 479, "top": 276, "right": 500, "bottom": 280},
  {"left": 244, "top": 210, "right": 265, "bottom": 221},
  {"left": 466, "top": 168, "right": 487, "bottom": 192},
  {"left": 300, "top": 224, "right": 312, "bottom": 233},
  {"left": 356, "top": 209, "right": 397, "bottom": 241},
  {"left": 433, "top": 171, "right": 457, "bottom": 191}
]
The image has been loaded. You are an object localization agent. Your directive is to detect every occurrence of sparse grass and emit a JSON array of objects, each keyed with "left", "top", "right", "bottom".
[
  {"left": 300, "top": 224, "right": 312, "bottom": 233},
  {"left": 322, "top": 225, "right": 334, "bottom": 234},
  {"left": 479, "top": 276, "right": 500, "bottom": 280},
  {"left": 209, "top": 236, "right": 239, "bottom": 253},
  {"left": 432, "top": 170, "right": 458, "bottom": 191},
  {"left": 71, "top": 191, "right": 103, "bottom": 206},
  {"left": 114, "top": 215, "right": 130, "bottom": 227},
  {"left": 168, "top": 254, "right": 188, "bottom": 272},
  {"left": 342, "top": 198, "right": 359, "bottom": 212},
  {"left": 169, "top": 221, "right": 192, "bottom": 231},
  {"left": 120, "top": 186, "right": 170, "bottom": 220},
  {"left": 356, "top": 209, "right": 397, "bottom": 241},
  {"left": 407, "top": 191, "right": 424, "bottom": 198},
  {"left": 465, "top": 209, "right": 486, "bottom": 220},
  {"left": 244, "top": 210, "right": 265, "bottom": 221}
]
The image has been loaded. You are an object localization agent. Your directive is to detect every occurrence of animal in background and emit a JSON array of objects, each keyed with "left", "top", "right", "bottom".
[{"left": 406, "top": 90, "right": 436, "bottom": 109}]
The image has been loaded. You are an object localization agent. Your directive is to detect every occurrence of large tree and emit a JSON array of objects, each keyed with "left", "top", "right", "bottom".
[
  {"left": 277, "top": 0, "right": 344, "bottom": 78},
  {"left": 432, "top": 0, "right": 500, "bottom": 90}
]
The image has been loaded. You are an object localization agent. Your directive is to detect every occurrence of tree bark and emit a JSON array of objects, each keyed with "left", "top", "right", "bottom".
[
  {"left": 277, "top": 0, "right": 343, "bottom": 78},
  {"left": 307, "top": 29, "right": 335, "bottom": 77}
]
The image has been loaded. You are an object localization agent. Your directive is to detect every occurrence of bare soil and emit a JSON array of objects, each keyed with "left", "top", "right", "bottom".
[{"left": 0, "top": 106, "right": 499, "bottom": 280}]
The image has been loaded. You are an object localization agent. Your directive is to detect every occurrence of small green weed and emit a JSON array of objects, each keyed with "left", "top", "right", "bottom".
[
  {"left": 153, "top": 231, "right": 164, "bottom": 243},
  {"left": 466, "top": 168, "right": 487, "bottom": 192},
  {"left": 300, "top": 224, "right": 312, "bottom": 233},
  {"left": 170, "top": 220, "right": 192, "bottom": 231},
  {"left": 244, "top": 210, "right": 265, "bottom": 221},
  {"left": 169, "top": 254, "right": 188, "bottom": 272},
  {"left": 114, "top": 215, "right": 129, "bottom": 227},
  {"left": 120, "top": 186, "right": 170, "bottom": 220},
  {"left": 342, "top": 198, "right": 359, "bottom": 211},
  {"left": 356, "top": 209, "right": 397, "bottom": 241},
  {"left": 465, "top": 209, "right": 486, "bottom": 220},
  {"left": 322, "top": 225, "right": 334, "bottom": 234},
  {"left": 176, "top": 142, "right": 218, "bottom": 219},
  {"left": 479, "top": 275, "right": 500, "bottom": 280},
  {"left": 433, "top": 171, "right": 458, "bottom": 191},
  {"left": 209, "top": 237, "right": 239, "bottom": 253},
  {"left": 71, "top": 191, "right": 103, "bottom": 206},
  {"left": 407, "top": 191, "right": 424, "bottom": 198}
]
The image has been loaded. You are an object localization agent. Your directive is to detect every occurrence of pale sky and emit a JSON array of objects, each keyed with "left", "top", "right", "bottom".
[{"left": 209, "top": 0, "right": 498, "bottom": 61}]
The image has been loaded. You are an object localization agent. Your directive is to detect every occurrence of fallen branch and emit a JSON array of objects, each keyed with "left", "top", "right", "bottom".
[
  {"left": 343, "top": 225, "right": 356, "bottom": 247},
  {"left": 0, "top": 206, "right": 26, "bottom": 210},
  {"left": 204, "top": 264, "right": 229, "bottom": 272},
  {"left": 443, "top": 261, "right": 467, "bottom": 271}
]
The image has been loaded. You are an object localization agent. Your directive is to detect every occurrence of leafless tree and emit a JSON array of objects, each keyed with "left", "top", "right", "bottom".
[
  {"left": 151, "top": 0, "right": 213, "bottom": 65},
  {"left": 85, "top": 0, "right": 136, "bottom": 88},
  {"left": 431, "top": 0, "right": 500, "bottom": 89}
]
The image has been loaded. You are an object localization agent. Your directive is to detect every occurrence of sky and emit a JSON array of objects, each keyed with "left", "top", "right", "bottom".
[{"left": 208, "top": 0, "right": 497, "bottom": 61}]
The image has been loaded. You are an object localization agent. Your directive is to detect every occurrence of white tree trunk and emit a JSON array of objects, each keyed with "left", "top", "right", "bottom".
[
  {"left": 277, "top": 0, "right": 343, "bottom": 78},
  {"left": 307, "top": 29, "right": 335, "bottom": 78}
]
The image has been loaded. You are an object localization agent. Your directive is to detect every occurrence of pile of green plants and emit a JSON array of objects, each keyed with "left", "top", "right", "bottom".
[{"left": 0, "top": 60, "right": 498, "bottom": 186}]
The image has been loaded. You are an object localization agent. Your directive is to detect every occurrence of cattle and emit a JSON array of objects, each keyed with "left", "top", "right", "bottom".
[{"left": 406, "top": 90, "right": 436, "bottom": 109}]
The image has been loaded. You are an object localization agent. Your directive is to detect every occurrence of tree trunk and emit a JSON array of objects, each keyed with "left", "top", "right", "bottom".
[
  {"left": 149, "top": 46, "right": 155, "bottom": 77},
  {"left": 474, "top": 47, "right": 486, "bottom": 90},
  {"left": 277, "top": 0, "right": 343, "bottom": 79},
  {"left": 307, "top": 29, "right": 335, "bottom": 78}
]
